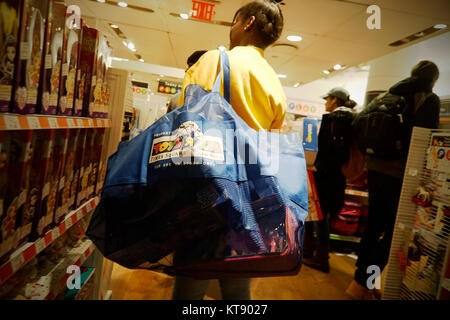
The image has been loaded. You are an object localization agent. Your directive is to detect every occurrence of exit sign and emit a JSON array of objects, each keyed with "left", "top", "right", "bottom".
[{"left": 191, "top": 1, "right": 215, "bottom": 22}]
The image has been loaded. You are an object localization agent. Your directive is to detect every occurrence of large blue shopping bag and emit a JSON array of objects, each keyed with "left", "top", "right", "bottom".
[{"left": 86, "top": 51, "right": 308, "bottom": 279}]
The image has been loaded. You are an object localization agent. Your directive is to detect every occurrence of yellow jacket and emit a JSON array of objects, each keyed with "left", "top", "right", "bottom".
[{"left": 179, "top": 46, "right": 286, "bottom": 131}]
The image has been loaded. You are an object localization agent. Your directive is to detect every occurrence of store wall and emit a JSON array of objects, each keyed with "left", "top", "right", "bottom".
[{"left": 365, "top": 31, "right": 450, "bottom": 98}]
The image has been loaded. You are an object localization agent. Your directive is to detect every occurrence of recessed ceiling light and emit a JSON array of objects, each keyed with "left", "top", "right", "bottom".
[
  {"left": 323, "top": 70, "right": 330, "bottom": 74},
  {"left": 130, "top": 48, "right": 137, "bottom": 52},
  {"left": 293, "top": 83, "right": 300, "bottom": 88},
  {"left": 122, "top": 40, "right": 128, "bottom": 47},
  {"left": 110, "top": 24, "right": 119, "bottom": 29},
  {"left": 277, "top": 74, "right": 287, "bottom": 78},
  {"left": 287, "top": 35, "right": 302, "bottom": 42},
  {"left": 127, "top": 42, "right": 135, "bottom": 50},
  {"left": 180, "top": 13, "right": 189, "bottom": 19},
  {"left": 139, "top": 58, "right": 144, "bottom": 62},
  {"left": 97, "top": 0, "right": 105, "bottom": 3},
  {"left": 434, "top": 24, "right": 447, "bottom": 29},
  {"left": 333, "top": 64, "right": 342, "bottom": 70},
  {"left": 415, "top": 32, "right": 425, "bottom": 37},
  {"left": 118, "top": 2, "right": 128, "bottom": 8}
]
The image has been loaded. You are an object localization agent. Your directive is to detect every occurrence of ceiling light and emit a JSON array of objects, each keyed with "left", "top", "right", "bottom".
[
  {"left": 433, "top": 24, "right": 447, "bottom": 29},
  {"left": 277, "top": 74, "right": 287, "bottom": 78},
  {"left": 130, "top": 48, "right": 137, "bottom": 52},
  {"left": 139, "top": 58, "right": 144, "bottom": 62},
  {"left": 415, "top": 32, "right": 425, "bottom": 37},
  {"left": 323, "top": 70, "right": 330, "bottom": 74},
  {"left": 110, "top": 24, "right": 119, "bottom": 29},
  {"left": 287, "top": 35, "right": 302, "bottom": 42},
  {"left": 97, "top": 0, "right": 105, "bottom": 3},
  {"left": 160, "top": 74, "right": 164, "bottom": 77},
  {"left": 118, "top": 2, "right": 128, "bottom": 8},
  {"left": 127, "top": 42, "right": 135, "bottom": 50},
  {"left": 180, "top": 13, "right": 189, "bottom": 19},
  {"left": 333, "top": 64, "right": 342, "bottom": 70},
  {"left": 293, "top": 83, "right": 300, "bottom": 88}
]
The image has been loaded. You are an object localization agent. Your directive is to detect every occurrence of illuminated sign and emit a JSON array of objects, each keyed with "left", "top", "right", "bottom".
[
  {"left": 191, "top": 1, "right": 215, "bottom": 22},
  {"left": 158, "top": 81, "right": 182, "bottom": 95}
]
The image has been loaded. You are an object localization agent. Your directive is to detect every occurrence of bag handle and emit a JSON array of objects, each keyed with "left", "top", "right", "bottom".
[{"left": 212, "top": 50, "right": 231, "bottom": 103}]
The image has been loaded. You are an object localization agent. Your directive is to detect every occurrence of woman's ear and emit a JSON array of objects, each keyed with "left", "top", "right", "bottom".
[{"left": 244, "top": 16, "right": 256, "bottom": 31}]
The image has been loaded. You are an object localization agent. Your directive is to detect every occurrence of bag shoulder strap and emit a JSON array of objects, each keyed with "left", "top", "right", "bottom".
[{"left": 212, "top": 50, "right": 231, "bottom": 103}]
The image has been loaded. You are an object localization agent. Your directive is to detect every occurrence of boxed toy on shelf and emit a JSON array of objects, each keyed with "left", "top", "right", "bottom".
[
  {"left": 12, "top": 0, "right": 49, "bottom": 114},
  {"left": 77, "top": 129, "right": 94, "bottom": 206},
  {"left": 78, "top": 26, "right": 98, "bottom": 118},
  {"left": 52, "top": 129, "right": 70, "bottom": 226},
  {"left": 75, "top": 129, "right": 89, "bottom": 208},
  {"left": 0, "top": 0, "right": 22, "bottom": 113},
  {"left": 0, "top": 130, "right": 34, "bottom": 263},
  {"left": 87, "top": 128, "right": 105, "bottom": 199},
  {"left": 38, "top": 0, "right": 65, "bottom": 116}
]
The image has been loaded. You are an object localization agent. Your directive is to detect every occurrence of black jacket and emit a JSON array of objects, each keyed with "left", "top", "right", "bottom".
[{"left": 363, "top": 76, "right": 441, "bottom": 178}]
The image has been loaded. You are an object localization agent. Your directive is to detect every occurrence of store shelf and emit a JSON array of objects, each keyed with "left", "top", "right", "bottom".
[
  {"left": 44, "top": 240, "right": 96, "bottom": 300},
  {"left": 330, "top": 233, "right": 361, "bottom": 243},
  {"left": 0, "top": 114, "right": 111, "bottom": 131},
  {"left": 345, "top": 189, "right": 369, "bottom": 198},
  {"left": 0, "top": 197, "right": 99, "bottom": 286}
]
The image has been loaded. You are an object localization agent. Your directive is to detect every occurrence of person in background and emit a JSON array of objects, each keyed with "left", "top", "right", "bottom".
[
  {"left": 172, "top": 0, "right": 286, "bottom": 300},
  {"left": 167, "top": 50, "right": 207, "bottom": 113},
  {"left": 346, "top": 60, "right": 441, "bottom": 300},
  {"left": 303, "top": 87, "right": 357, "bottom": 273}
]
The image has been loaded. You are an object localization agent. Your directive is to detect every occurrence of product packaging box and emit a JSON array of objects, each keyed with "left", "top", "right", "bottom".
[
  {"left": 87, "top": 128, "right": 105, "bottom": 199},
  {"left": 19, "top": 130, "right": 53, "bottom": 244},
  {"left": 57, "top": 10, "right": 81, "bottom": 116},
  {"left": 55, "top": 129, "right": 79, "bottom": 224},
  {"left": 0, "top": 132, "right": 10, "bottom": 260},
  {"left": 99, "top": 41, "right": 112, "bottom": 118},
  {"left": 12, "top": 0, "right": 49, "bottom": 114},
  {"left": 37, "top": 0, "right": 65, "bottom": 115},
  {"left": 95, "top": 131, "right": 108, "bottom": 195},
  {"left": 0, "top": 0, "right": 22, "bottom": 112},
  {"left": 77, "top": 129, "right": 94, "bottom": 207},
  {"left": 0, "top": 130, "right": 34, "bottom": 263},
  {"left": 29, "top": 130, "right": 54, "bottom": 241},
  {"left": 91, "top": 34, "right": 106, "bottom": 118},
  {"left": 78, "top": 26, "right": 98, "bottom": 118},
  {"left": 52, "top": 128, "right": 70, "bottom": 226},
  {"left": 73, "top": 128, "right": 87, "bottom": 209}
]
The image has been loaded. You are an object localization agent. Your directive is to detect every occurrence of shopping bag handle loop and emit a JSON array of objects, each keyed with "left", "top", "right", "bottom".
[{"left": 212, "top": 50, "right": 231, "bottom": 103}]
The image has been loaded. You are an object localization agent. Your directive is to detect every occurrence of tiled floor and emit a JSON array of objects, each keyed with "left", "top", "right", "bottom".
[{"left": 108, "top": 253, "right": 364, "bottom": 300}]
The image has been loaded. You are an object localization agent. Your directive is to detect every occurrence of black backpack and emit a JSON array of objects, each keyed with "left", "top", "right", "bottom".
[
  {"left": 315, "top": 109, "right": 355, "bottom": 171},
  {"left": 354, "top": 92, "right": 431, "bottom": 160}
]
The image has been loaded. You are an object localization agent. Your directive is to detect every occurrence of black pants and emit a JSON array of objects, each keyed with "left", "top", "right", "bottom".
[
  {"left": 305, "top": 170, "right": 346, "bottom": 246},
  {"left": 354, "top": 170, "right": 403, "bottom": 288}
]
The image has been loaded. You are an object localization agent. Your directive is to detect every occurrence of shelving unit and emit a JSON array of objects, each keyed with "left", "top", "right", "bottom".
[
  {"left": 0, "top": 197, "right": 99, "bottom": 286},
  {"left": 0, "top": 114, "right": 111, "bottom": 131}
]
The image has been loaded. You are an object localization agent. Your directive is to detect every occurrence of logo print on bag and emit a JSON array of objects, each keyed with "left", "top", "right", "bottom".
[{"left": 149, "top": 121, "right": 224, "bottom": 164}]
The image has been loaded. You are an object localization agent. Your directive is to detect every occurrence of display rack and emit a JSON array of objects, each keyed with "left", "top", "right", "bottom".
[
  {"left": 0, "top": 114, "right": 111, "bottom": 131},
  {"left": 345, "top": 189, "right": 369, "bottom": 198},
  {"left": 0, "top": 197, "right": 99, "bottom": 286},
  {"left": 382, "top": 127, "right": 450, "bottom": 300}
]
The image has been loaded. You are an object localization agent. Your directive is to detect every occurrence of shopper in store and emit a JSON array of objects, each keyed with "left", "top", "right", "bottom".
[
  {"left": 167, "top": 50, "right": 207, "bottom": 113},
  {"left": 346, "top": 60, "right": 441, "bottom": 300},
  {"left": 302, "top": 87, "right": 357, "bottom": 273},
  {"left": 171, "top": 0, "right": 286, "bottom": 300}
]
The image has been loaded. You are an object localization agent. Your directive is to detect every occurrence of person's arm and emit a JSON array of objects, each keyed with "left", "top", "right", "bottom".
[{"left": 413, "top": 94, "right": 440, "bottom": 129}]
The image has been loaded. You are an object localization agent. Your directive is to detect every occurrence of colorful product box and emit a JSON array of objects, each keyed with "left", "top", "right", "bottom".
[
  {"left": 72, "top": 21, "right": 84, "bottom": 117},
  {"left": 12, "top": 0, "right": 49, "bottom": 114},
  {"left": 87, "top": 128, "right": 105, "bottom": 199},
  {"left": 78, "top": 26, "right": 98, "bottom": 118},
  {"left": 52, "top": 128, "right": 70, "bottom": 226},
  {"left": 19, "top": 130, "right": 53, "bottom": 245},
  {"left": 0, "top": 0, "right": 22, "bottom": 112},
  {"left": 0, "top": 132, "right": 9, "bottom": 259},
  {"left": 27, "top": 130, "right": 55, "bottom": 241},
  {"left": 57, "top": 10, "right": 81, "bottom": 116},
  {"left": 99, "top": 41, "right": 112, "bottom": 118},
  {"left": 37, "top": 0, "right": 65, "bottom": 115},
  {"left": 77, "top": 129, "right": 94, "bottom": 207},
  {"left": 0, "top": 130, "right": 34, "bottom": 263},
  {"left": 91, "top": 34, "right": 106, "bottom": 118},
  {"left": 73, "top": 128, "right": 87, "bottom": 209},
  {"left": 54, "top": 129, "right": 79, "bottom": 224}
]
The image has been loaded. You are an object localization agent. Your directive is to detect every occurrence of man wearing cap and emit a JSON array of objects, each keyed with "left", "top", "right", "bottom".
[{"left": 303, "top": 87, "right": 357, "bottom": 273}]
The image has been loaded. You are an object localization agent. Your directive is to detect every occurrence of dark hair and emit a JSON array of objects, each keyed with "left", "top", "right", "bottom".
[
  {"left": 234, "top": 0, "right": 284, "bottom": 48},
  {"left": 187, "top": 50, "right": 207, "bottom": 68},
  {"left": 411, "top": 60, "right": 439, "bottom": 84},
  {"left": 335, "top": 97, "right": 357, "bottom": 109}
]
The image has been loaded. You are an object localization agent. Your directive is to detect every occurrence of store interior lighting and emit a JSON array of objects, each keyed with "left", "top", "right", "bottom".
[
  {"left": 180, "top": 13, "right": 189, "bottom": 19},
  {"left": 278, "top": 74, "right": 287, "bottom": 78},
  {"left": 97, "top": 0, "right": 105, "bottom": 3},
  {"left": 287, "top": 35, "right": 302, "bottom": 42},
  {"left": 434, "top": 24, "right": 447, "bottom": 29},
  {"left": 110, "top": 24, "right": 119, "bottom": 29},
  {"left": 118, "top": 2, "right": 128, "bottom": 8},
  {"left": 333, "top": 64, "right": 342, "bottom": 70}
]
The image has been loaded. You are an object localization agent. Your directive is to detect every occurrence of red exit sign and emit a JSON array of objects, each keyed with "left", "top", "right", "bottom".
[{"left": 191, "top": 0, "right": 215, "bottom": 22}]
